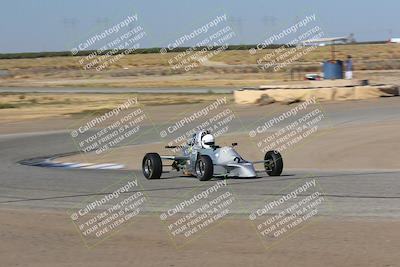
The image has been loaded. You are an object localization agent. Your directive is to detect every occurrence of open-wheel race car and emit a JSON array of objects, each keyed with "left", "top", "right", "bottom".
[{"left": 142, "top": 130, "right": 283, "bottom": 181}]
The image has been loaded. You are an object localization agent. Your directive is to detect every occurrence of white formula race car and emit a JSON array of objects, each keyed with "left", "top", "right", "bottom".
[{"left": 142, "top": 130, "right": 283, "bottom": 181}]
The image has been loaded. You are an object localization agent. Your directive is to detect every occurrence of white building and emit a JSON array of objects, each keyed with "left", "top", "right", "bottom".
[{"left": 389, "top": 38, "right": 400, "bottom": 43}]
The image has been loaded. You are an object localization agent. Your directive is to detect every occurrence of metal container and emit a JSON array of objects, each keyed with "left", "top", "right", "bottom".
[{"left": 323, "top": 60, "right": 343, "bottom": 80}]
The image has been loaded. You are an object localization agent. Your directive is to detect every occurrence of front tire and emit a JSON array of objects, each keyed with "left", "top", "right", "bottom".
[
  {"left": 264, "top": 151, "right": 283, "bottom": 176},
  {"left": 142, "top": 153, "right": 162, "bottom": 179},
  {"left": 195, "top": 155, "right": 213, "bottom": 181}
]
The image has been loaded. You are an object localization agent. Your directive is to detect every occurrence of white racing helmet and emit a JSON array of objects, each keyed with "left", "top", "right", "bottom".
[{"left": 201, "top": 134, "right": 215, "bottom": 149}]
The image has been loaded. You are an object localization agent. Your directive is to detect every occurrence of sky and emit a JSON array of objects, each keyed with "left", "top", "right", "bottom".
[{"left": 0, "top": 0, "right": 399, "bottom": 53}]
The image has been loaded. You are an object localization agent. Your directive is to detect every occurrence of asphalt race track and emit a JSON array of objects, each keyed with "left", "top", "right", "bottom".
[{"left": 1, "top": 98, "right": 399, "bottom": 218}]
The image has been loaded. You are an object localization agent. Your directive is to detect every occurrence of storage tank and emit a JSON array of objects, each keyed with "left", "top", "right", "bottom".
[{"left": 323, "top": 60, "right": 343, "bottom": 79}]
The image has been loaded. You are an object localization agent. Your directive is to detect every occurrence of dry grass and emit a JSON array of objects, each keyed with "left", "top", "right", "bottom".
[
  {"left": 1, "top": 44, "right": 399, "bottom": 70},
  {"left": 0, "top": 93, "right": 233, "bottom": 122},
  {"left": 1, "top": 44, "right": 400, "bottom": 88}
]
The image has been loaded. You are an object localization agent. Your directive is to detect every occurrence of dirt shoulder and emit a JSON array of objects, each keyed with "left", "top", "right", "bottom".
[{"left": 0, "top": 208, "right": 398, "bottom": 267}]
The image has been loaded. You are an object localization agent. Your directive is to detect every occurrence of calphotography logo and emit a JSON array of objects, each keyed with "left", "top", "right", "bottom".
[
  {"left": 68, "top": 177, "right": 147, "bottom": 248},
  {"left": 2, "top": 1, "right": 398, "bottom": 266},
  {"left": 162, "top": 14, "right": 236, "bottom": 72},
  {"left": 71, "top": 13, "right": 147, "bottom": 71},
  {"left": 248, "top": 97, "right": 328, "bottom": 154},
  {"left": 159, "top": 180, "right": 236, "bottom": 248},
  {"left": 249, "top": 179, "right": 327, "bottom": 249},
  {"left": 157, "top": 97, "right": 241, "bottom": 153},
  {"left": 69, "top": 97, "right": 150, "bottom": 157},
  {"left": 251, "top": 14, "right": 325, "bottom": 72},
  {"left": 159, "top": 97, "right": 227, "bottom": 138}
]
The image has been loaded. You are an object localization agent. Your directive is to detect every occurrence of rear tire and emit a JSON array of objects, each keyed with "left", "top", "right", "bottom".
[
  {"left": 195, "top": 155, "right": 213, "bottom": 181},
  {"left": 264, "top": 151, "right": 283, "bottom": 176},
  {"left": 142, "top": 153, "right": 162, "bottom": 179}
]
